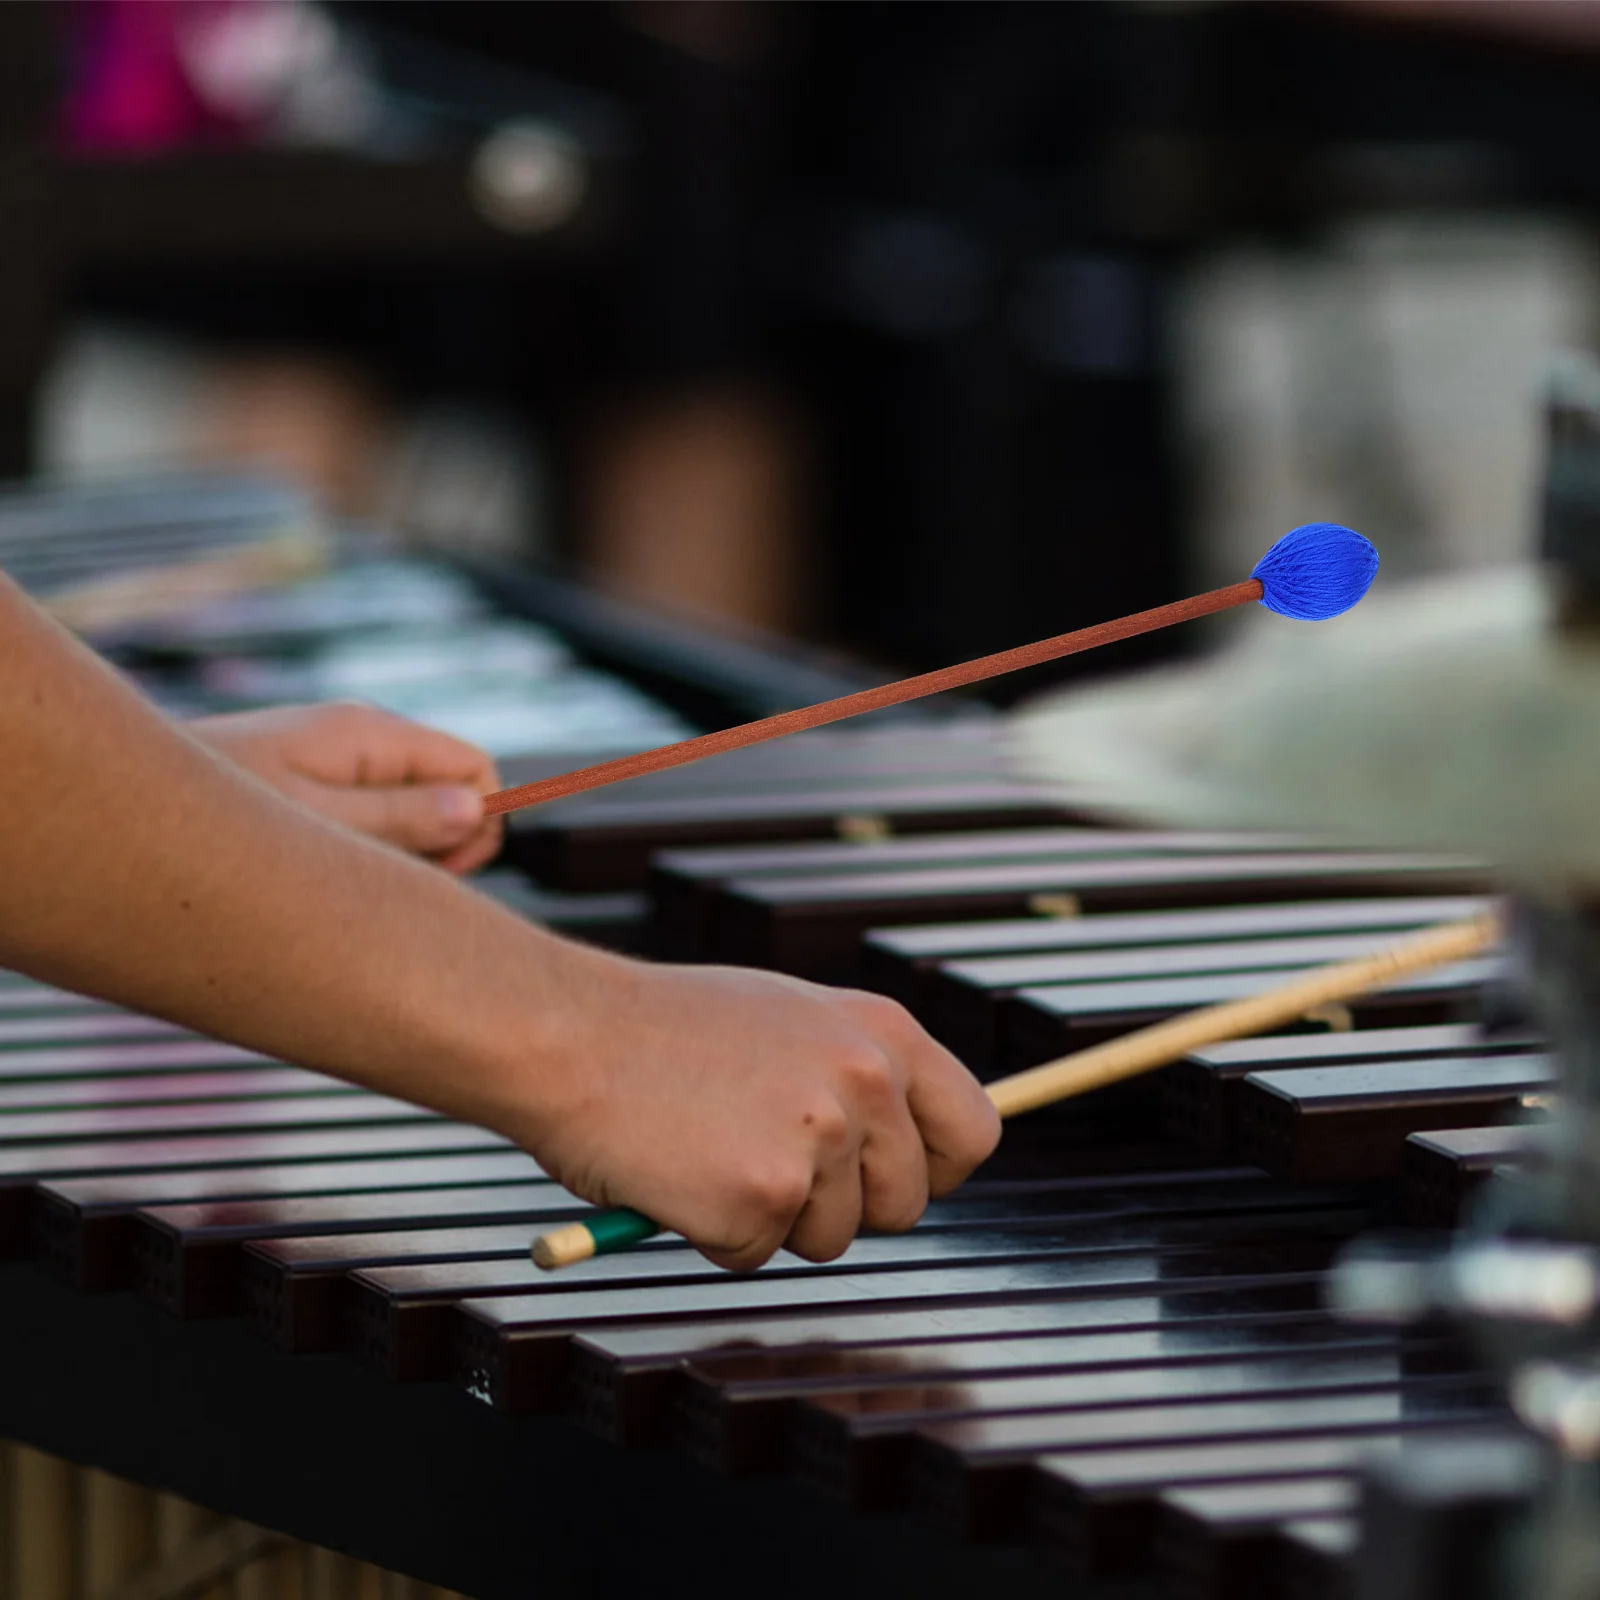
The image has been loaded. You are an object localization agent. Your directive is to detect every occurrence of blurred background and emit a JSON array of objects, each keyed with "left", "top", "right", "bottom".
[{"left": 5, "top": 0, "right": 1600, "bottom": 697}]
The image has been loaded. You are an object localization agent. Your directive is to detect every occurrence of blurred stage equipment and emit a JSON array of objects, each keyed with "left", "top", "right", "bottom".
[
  {"left": 0, "top": 0, "right": 623, "bottom": 482},
  {"left": 14, "top": 4, "right": 1600, "bottom": 668},
  {"left": 1013, "top": 352, "right": 1600, "bottom": 1599}
]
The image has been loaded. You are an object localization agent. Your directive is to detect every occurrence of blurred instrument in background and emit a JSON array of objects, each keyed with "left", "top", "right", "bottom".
[
  {"left": 0, "top": 473, "right": 330, "bottom": 635},
  {"left": 12, "top": 3, "right": 1600, "bottom": 674}
]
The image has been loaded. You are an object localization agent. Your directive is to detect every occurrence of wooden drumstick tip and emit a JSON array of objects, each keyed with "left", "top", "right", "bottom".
[
  {"left": 532, "top": 1206, "right": 661, "bottom": 1270},
  {"left": 531, "top": 1223, "right": 596, "bottom": 1270}
]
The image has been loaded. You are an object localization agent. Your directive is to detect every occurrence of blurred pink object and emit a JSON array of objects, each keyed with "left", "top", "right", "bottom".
[{"left": 61, "top": 0, "right": 330, "bottom": 154}]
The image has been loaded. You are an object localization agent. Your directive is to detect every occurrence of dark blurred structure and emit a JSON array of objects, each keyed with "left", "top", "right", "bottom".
[{"left": 7, "top": 1, "right": 1600, "bottom": 685}]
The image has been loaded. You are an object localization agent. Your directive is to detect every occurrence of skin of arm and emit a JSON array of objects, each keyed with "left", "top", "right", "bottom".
[{"left": 0, "top": 576, "right": 999, "bottom": 1269}]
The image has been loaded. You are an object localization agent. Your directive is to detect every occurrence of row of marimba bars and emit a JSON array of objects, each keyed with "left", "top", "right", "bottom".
[
  {"left": 507, "top": 775, "right": 1540, "bottom": 1592},
  {"left": 0, "top": 1442, "right": 464, "bottom": 1600},
  {"left": 0, "top": 838, "right": 1536, "bottom": 1600},
  {"left": 507, "top": 748, "right": 1540, "bottom": 1198}
]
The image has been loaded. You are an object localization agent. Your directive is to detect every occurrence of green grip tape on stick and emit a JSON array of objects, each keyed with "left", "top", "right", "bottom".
[{"left": 531, "top": 1207, "right": 661, "bottom": 1269}]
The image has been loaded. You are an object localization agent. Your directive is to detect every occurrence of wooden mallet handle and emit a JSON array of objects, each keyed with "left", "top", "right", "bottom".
[
  {"left": 531, "top": 911, "right": 1499, "bottom": 1268},
  {"left": 986, "top": 911, "right": 1500, "bottom": 1116}
]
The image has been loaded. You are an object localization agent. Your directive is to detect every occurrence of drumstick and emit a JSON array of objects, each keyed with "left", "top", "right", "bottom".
[
  {"left": 484, "top": 522, "right": 1377, "bottom": 818},
  {"left": 531, "top": 909, "right": 1498, "bottom": 1268}
]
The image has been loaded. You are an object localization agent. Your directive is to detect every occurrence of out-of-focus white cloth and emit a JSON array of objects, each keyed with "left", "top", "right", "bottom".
[{"left": 1008, "top": 565, "right": 1600, "bottom": 878}]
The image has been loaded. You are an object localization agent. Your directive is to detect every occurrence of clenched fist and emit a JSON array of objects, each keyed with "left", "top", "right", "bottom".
[{"left": 517, "top": 953, "right": 1003, "bottom": 1271}]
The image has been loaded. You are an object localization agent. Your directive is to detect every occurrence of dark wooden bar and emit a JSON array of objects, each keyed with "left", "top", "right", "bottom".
[
  {"left": 1235, "top": 1059, "right": 1552, "bottom": 1182},
  {"left": 1000, "top": 961, "right": 1499, "bottom": 1080},
  {"left": 131, "top": 1184, "right": 586, "bottom": 1318},
  {"left": 669, "top": 1316, "right": 1414, "bottom": 1477},
  {"left": 708, "top": 854, "right": 1487, "bottom": 983},
  {"left": 0, "top": 1011, "right": 195, "bottom": 1048},
  {"left": 237, "top": 1221, "right": 603, "bottom": 1349},
  {"left": 785, "top": 1337, "right": 1468, "bottom": 1518},
  {"left": 1161, "top": 1026, "right": 1543, "bottom": 1154},
  {"left": 574, "top": 1280, "right": 1327, "bottom": 1447},
  {"left": 513, "top": 780, "right": 1082, "bottom": 892},
  {"left": 650, "top": 829, "right": 1286, "bottom": 959},
  {"left": 0, "top": 1038, "right": 266, "bottom": 1080},
  {"left": 1400, "top": 1125, "right": 1549, "bottom": 1226},
  {"left": 0, "top": 1121, "right": 512, "bottom": 1256},
  {"left": 0, "top": 1087, "right": 434, "bottom": 1146},
  {"left": 860, "top": 898, "right": 1494, "bottom": 1006},
  {"left": 925, "top": 933, "right": 1494, "bottom": 1074},
  {"left": 0, "top": 986, "right": 115, "bottom": 1014},
  {"left": 902, "top": 1380, "right": 1498, "bottom": 1543},
  {"left": 1154, "top": 1481, "right": 1356, "bottom": 1600},
  {"left": 453, "top": 1236, "right": 1351, "bottom": 1416},
  {"left": 1029, "top": 1434, "right": 1399, "bottom": 1577},
  {"left": 30, "top": 1147, "right": 543, "bottom": 1290},
  {"left": 0, "top": 1064, "right": 345, "bottom": 1111},
  {"left": 367, "top": 1205, "right": 1363, "bottom": 1380}
]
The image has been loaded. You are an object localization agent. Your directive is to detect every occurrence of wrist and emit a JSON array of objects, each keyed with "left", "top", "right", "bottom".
[{"left": 444, "top": 920, "right": 621, "bottom": 1156}]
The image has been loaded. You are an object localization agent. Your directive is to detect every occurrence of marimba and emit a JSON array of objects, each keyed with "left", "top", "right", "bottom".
[{"left": 0, "top": 718, "right": 1536, "bottom": 1600}]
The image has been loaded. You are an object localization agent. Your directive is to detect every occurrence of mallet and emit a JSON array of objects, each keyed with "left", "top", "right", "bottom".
[
  {"left": 483, "top": 522, "right": 1379, "bottom": 819},
  {"left": 537, "top": 921, "right": 1497, "bottom": 1267},
  {"left": 531, "top": 910, "right": 1499, "bottom": 1269}
]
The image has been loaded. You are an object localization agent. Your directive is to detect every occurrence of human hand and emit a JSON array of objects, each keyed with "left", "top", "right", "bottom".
[
  {"left": 186, "top": 702, "right": 502, "bottom": 873},
  {"left": 522, "top": 955, "right": 1002, "bottom": 1271}
]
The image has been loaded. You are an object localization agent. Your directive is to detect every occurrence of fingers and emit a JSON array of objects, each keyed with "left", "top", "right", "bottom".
[
  {"left": 845, "top": 991, "right": 1000, "bottom": 1199},
  {"left": 695, "top": 1162, "right": 812, "bottom": 1273},
  {"left": 858, "top": 1094, "right": 930, "bottom": 1234},
  {"left": 698, "top": 1150, "right": 866, "bottom": 1272},
  {"left": 187, "top": 702, "right": 504, "bottom": 868},
  {"left": 825, "top": 1019, "right": 929, "bottom": 1236},
  {"left": 305, "top": 780, "right": 497, "bottom": 862},
  {"left": 786, "top": 1141, "right": 866, "bottom": 1264},
  {"left": 433, "top": 818, "right": 506, "bottom": 875},
  {"left": 714, "top": 998, "right": 982, "bottom": 1267},
  {"left": 554, "top": 965, "right": 999, "bottom": 1279},
  {"left": 310, "top": 702, "right": 500, "bottom": 792},
  {"left": 298, "top": 707, "right": 502, "bottom": 867},
  {"left": 906, "top": 1032, "right": 1001, "bottom": 1196}
]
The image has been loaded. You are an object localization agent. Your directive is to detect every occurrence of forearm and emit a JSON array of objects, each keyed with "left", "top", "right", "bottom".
[
  {"left": 0, "top": 574, "right": 589, "bottom": 1143},
  {"left": 0, "top": 575, "right": 1001, "bottom": 1268}
]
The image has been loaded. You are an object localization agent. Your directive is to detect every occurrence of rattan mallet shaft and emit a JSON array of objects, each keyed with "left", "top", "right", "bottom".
[
  {"left": 488, "top": 581, "right": 1262, "bottom": 819},
  {"left": 532, "top": 909, "right": 1498, "bottom": 1268},
  {"left": 487, "top": 521, "right": 1380, "bottom": 820}
]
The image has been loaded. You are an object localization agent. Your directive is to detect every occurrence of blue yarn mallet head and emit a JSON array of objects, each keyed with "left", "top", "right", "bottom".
[{"left": 1251, "top": 522, "right": 1378, "bottom": 621}]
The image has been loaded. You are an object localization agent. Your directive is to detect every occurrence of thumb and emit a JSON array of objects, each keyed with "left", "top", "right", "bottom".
[{"left": 310, "top": 782, "right": 486, "bottom": 857}]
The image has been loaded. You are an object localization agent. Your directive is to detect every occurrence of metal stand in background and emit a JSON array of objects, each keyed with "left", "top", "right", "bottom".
[{"left": 1335, "top": 898, "right": 1600, "bottom": 1600}]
